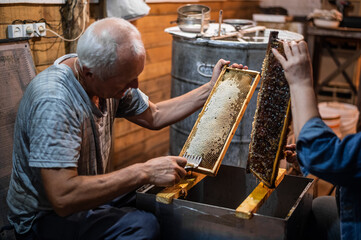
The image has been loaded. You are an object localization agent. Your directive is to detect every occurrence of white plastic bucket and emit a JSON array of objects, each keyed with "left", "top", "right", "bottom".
[
  {"left": 318, "top": 102, "right": 359, "bottom": 139},
  {"left": 318, "top": 111, "right": 342, "bottom": 138}
]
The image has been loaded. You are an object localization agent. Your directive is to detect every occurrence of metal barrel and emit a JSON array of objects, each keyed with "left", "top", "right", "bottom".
[{"left": 169, "top": 36, "right": 268, "bottom": 168}]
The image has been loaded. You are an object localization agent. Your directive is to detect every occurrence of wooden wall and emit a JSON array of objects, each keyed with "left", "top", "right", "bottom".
[{"left": 0, "top": 1, "right": 260, "bottom": 170}]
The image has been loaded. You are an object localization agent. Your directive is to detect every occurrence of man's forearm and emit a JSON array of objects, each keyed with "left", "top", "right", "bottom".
[
  {"left": 289, "top": 84, "right": 320, "bottom": 140},
  {"left": 42, "top": 155, "right": 187, "bottom": 217},
  {"left": 42, "top": 163, "right": 148, "bottom": 217},
  {"left": 151, "top": 82, "right": 212, "bottom": 129}
]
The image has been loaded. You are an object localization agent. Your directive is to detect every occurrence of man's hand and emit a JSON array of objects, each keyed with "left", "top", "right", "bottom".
[
  {"left": 209, "top": 59, "right": 248, "bottom": 87},
  {"left": 143, "top": 156, "right": 187, "bottom": 187},
  {"left": 271, "top": 41, "right": 313, "bottom": 88}
]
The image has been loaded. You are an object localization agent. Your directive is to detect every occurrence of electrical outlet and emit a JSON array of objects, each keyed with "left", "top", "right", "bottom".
[
  {"left": 23, "top": 24, "right": 34, "bottom": 37},
  {"left": 33, "top": 23, "right": 46, "bottom": 37},
  {"left": 7, "top": 23, "right": 46, "bottom": 39},
  {"left": 7, "top": 24, "right": 23, "bottom": 38}
]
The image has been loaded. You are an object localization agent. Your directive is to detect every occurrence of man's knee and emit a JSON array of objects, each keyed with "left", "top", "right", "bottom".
[
  {"left": 78, "top": 208, "right": 159, "bottom": 240},
  {"left": 312, "top": 196, "right": 338, "bottom": 220},
  {"left": 311, "top": 196, "right": 340, "bottom": 240},
  {"left": 121, "top": 210, "right": 160, "bottom": 239}
]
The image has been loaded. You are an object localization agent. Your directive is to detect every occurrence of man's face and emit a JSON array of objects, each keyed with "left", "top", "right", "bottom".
[{"left": 87, "top": 53, "right": 145, "bottom": 99}]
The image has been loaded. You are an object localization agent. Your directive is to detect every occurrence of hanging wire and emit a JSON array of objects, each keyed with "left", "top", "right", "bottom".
[{"left": 47, "top": 0, "right": 88, "bottom": 42}]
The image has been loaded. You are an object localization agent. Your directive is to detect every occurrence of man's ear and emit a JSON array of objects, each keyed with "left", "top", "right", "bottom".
[{"left": 82, "top": 66, "right": 94, "bottom": 79}]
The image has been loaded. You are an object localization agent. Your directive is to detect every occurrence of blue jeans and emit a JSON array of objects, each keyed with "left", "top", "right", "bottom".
[
  {"left": 304, "top": 196, "right": 341, "bottom": 240},
  {"left": 16, "top": 192, "right": 159, "bottom": 240}
]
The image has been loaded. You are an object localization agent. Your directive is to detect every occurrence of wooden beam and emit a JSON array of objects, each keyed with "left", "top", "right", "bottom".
[
  {"left": 156, "top": 172, "right": 206, "bottom": 204},
  {"left": 235, "top": 168, "right": 286, "bottom": 219},
  {"left": 60, "top": 0, "right": 89, "bottom": 53}
]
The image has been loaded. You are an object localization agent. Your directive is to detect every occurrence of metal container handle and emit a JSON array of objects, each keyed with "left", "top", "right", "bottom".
[{"left": 197, "top": 63, "right": 215, "bottom": 78}]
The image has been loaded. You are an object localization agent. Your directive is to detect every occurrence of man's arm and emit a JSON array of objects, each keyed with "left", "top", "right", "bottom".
[
  {"left": 272, "top": 41, "right": 320, "bottom": 140},
  {"left": 273, "top": 41, "right": 361, "bottom": 185},
  {"left": 126, "top": 59, "right": 247, "bottom": 130},
  {"left": 41, "top": 156, "right": 187, "bottom": 217}
]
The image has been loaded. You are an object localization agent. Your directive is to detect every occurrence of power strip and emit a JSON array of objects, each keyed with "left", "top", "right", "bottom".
[{"left": 7, "top": 23, "right": 46, "bottom": 39}]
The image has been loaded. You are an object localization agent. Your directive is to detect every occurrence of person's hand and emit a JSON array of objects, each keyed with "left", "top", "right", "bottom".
[
  {"left": 284, "top": 144, "right": 297, "bottom": 163},
  {"left": 284, "top": 144, "right": 302, "bottom": 175},
  {"left": 271, "top": 41, "right": 313, "bottom": 88},
  {"left": 209, "top": 59, "right": 248, "bottom": 87},
  {"left": 143, "top": 156, "right": 187, "bottom": 187}
]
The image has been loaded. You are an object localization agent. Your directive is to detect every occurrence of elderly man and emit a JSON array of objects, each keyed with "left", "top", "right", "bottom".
[
  {"left": 7, "top": 18, "right": 246, "bottom": 240},
  {"left": 273, "top": 41, "right": 361, "bottom": 240}
]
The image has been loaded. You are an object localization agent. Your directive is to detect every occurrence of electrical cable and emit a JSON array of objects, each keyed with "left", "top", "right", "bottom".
[
  {"left": 37, "top": 18, "right": 62, "bottom": 32},
  {"left": 46, "top": 0, "right": 88, "bottom": 42},
  {"left": 11, "top": 19, "right": 37, "bottom": 24}
]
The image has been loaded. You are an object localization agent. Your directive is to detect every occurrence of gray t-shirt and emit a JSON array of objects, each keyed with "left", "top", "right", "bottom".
[{"left": 6, "top": 54, "right": 149, "bottom": 234}]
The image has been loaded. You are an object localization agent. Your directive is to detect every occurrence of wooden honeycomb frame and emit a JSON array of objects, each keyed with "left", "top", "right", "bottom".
[
  {"left": 180, "top": 66, "right": 260, "bottom": 176},
  {"left": 248, "top": 31, "right": 292, "bottom": 188}
]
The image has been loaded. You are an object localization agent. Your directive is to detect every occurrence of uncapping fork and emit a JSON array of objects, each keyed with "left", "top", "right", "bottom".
[{"left": 183, "top": 154, "right": 203, "bottom": 170}]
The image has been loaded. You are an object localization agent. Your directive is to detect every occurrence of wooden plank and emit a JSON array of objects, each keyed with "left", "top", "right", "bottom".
[
  {"left": 112, "top": 128, "right": 170, "bottom": 169},
  {"left": 156, "top": 172, "right": 206, "bottom": 204},
  {"left": 0, "top": 4, "right": 62, "bottom": 22},
  {"left": 141, "top": 30, "right": 172, "bottom": 49},
  {"left": 89, "top": 1, "right": 103, "bottom": 20},
  {"left": 235, "top": 168, "right": 287, "bottom": 219},
  {"left": 140, "top": 74, "right": 171, "bottom": 95},
  {"left": 0, "top": 25, "right": 8, "bottom": 39},
  {"left": 221, "top": 8, "right": 259, "bottom": 19},
  {"left": 29, "top": 39, "right": 65, "bottom": 51},
  {"left": 147, "top": 87, "right": 171, "bottom": 103},
  {"left": 36, "top": 64, "right": 51, "bottom": 73},
  {"left": 142, "top": 81, "right": 172, "bottom": 103},
  {"left": 113, "top": 128, "right": 146, "bottom": 151},
  {"left": 112, "top": 138, "right": 170, "bottom": 170},
  {"left": 30, "top": 40, "right": 66, "bottom": 66},
  {"left": 147, "top": 3, "right": 188, "bottom": 15},
  {"left": 113, "top": 118, "right": 143, "bottom": 138},
  {"left": 113, "top": 127, "right": 169, "bottom": 152},
  {"left": 144, "top": 135, "right": 169, "bottom": 155},
  {"left": 139, "top": 60, "right": 172, "bottom": 82},
  {"left": 112, "top": 141, "right": 146, "bottom": 168},
  {"left": 133, "top": 14, "right": 178, "bottom": 34},
  {"left": 145, "top": 45, "right": 172, "bottom": 64},
  {"left": 113, "top": 153, "right": 145, "bottom": 170}
]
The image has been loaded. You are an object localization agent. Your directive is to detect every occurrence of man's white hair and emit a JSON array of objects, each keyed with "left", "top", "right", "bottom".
[{"left": 76, "top": 17, "right": 145, "bottom": 81}]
